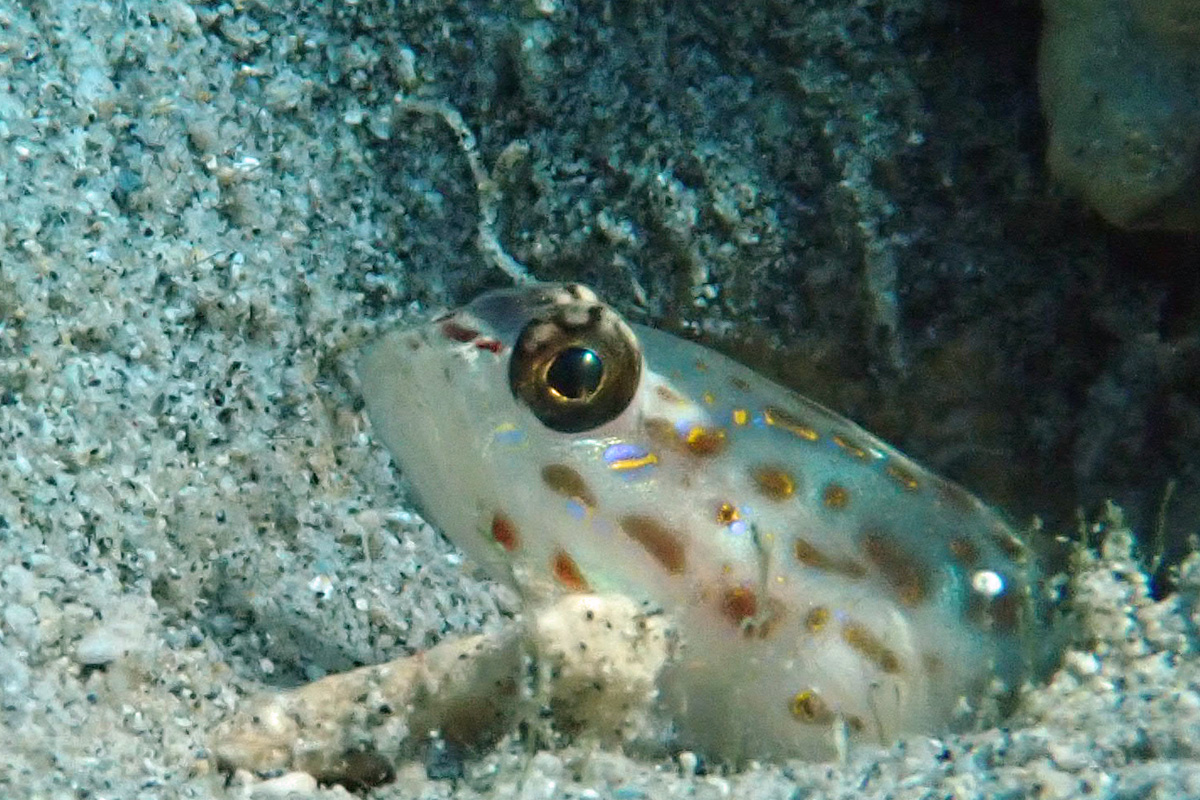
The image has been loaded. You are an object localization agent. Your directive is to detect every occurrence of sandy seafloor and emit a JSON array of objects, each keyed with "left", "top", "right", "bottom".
[{"left": 2, "top": 1, "right": 1200, "bottom": 798}]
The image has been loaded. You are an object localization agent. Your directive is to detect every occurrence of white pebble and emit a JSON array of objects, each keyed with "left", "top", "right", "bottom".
[
  {"left": 77, "top": 630, "right": 130, "bottom": 665},
  {"left": 250, "top": 771, "right": 318, "bottom": 796},
  {"left": 1064, "top": 650, "right": 1101, "bottom": 677}
]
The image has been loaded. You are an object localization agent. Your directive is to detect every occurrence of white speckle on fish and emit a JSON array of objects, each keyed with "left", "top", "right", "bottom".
[{"left": 359, "top": 283, "right": 1036, "bottom": 761}]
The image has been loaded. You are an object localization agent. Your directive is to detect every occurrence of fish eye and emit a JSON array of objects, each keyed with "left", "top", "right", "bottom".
[
  {"left": 545, "top": 347, "right": 604, "bottom": 400},
  {"left": 509, "top": 306, "right": 641, "bottom": 433}
]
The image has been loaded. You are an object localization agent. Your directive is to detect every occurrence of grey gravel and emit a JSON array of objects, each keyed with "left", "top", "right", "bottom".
[{"left": 1, "top": 1, "right": 1198, "bottom": 799}]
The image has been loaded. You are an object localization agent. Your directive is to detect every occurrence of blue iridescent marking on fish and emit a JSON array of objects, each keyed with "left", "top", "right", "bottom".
[
  {"left": 604, "top": 442, "right": 658, "bottom": 480},
  {"left": 492, "top": 423, "right": 527, "bottom": 447},
  {"left": 566, "top": 499, "right": 588, "bottom": 520}
]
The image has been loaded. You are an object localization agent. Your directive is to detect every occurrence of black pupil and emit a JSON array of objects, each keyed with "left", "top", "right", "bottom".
[{"left": 546, "top": 347, "right": 603, "bottom": 400}]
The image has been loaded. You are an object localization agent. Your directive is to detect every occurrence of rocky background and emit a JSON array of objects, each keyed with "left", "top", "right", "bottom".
[{"left": 1, "top": 0, "right": 1199, "bottom": 796}]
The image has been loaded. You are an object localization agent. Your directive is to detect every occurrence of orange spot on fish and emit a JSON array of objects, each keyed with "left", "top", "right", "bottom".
[
  {"left": 764, "top": 406, "right": 819, "bottom": 441},
  {"left": 439, "top": 320, "right": 479, "bottom": 342},
  {"left": 541, "top": 464, "right": 597, "bottom": 509},
  {"left": 751, "top": 465, "right": 797, "bottom": 501},
  {"left": 885, "top": 462, "right": 920, "bottom": 491},
  {"left": 822, "top": 483, "right": 850, "bottom": 510},
  {"left": 721, "top": 586, "right": 759, "bottom": 627},
  {"left": 619, "top": 515, "right": 687, "bottom": 574},
  {"left": 789, "top": 689, "right": 834, "bottom": 723},
  {"left": 805, "top": 606, "right": 831, "bottom": 633},
  {"left": 491, "top": 512, "right": 520, "bottom": 552},
  {"left": 551, "top": 550, "right": 590, "bottom": 592},
  {"left": 862, "top": 529, "right": 929, "bottom": 606},
  {"left": 715, "top": 501, "right": 740, "bottom": 525},
  {"left": 656, "top": 385, "right": 685, "bottom": 404},
  {"left": 832, "top": 434, "right": 869, "bottom": 460},
  {"left": 685, "top": 425, "right": 727, "bottom": 456}
]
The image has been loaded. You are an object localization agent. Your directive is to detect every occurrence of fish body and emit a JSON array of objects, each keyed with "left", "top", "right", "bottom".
[{"left": 359, "top": 283, "right": 1035, "bottom": 761}]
